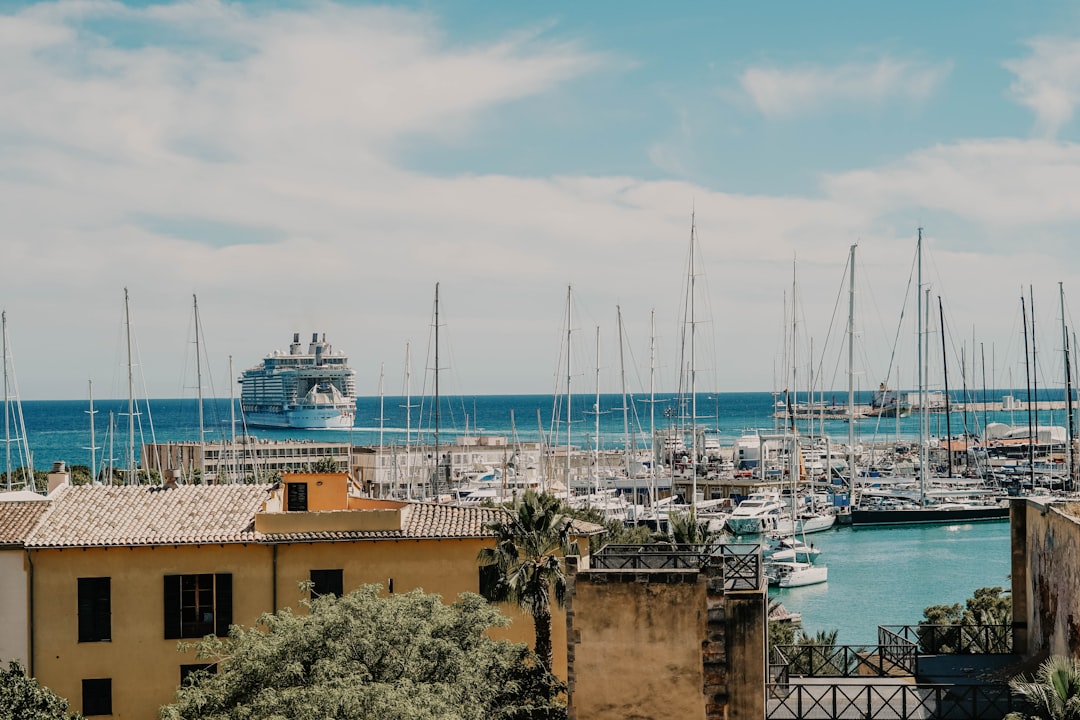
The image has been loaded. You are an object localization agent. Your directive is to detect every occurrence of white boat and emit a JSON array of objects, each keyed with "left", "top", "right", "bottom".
[
  {"left": 724, "top": 491, "right": 787, "bottom": 535},
  {"left": 765, "top": 536, "right": 821, "bottom": 563},
  {"left": 767, "top": 560, "right": 828, "bottom": 588},
  {"left": 240, "top": 332, "right": 356, "bottom": 429}
]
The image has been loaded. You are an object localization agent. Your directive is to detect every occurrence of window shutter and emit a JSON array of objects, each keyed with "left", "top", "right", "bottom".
[
  {"left": 94, "top": 579, "right": 111, "bottom": 642},
  {"left": 77, "top": 579, "right": 93, "bottom": 643},
  {"left": 215, "top": 573, "right": 233, "bottom": 637},
  {"left": 164, "top": 575, "right": 181, "bottom": 639}
]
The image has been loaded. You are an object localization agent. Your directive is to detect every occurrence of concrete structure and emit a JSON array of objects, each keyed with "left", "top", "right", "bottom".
[
  {"left": 4, "top": 475, "right": 598, "bottom": 718},
  {"left": 565, "top": 544, "right": 767, "bottom": 720},
  {"left": 1011, "top": 497, "right": 1080, "bottom": 659}
]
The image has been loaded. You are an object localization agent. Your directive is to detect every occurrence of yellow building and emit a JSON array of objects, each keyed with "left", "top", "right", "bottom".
[{"left": 16, "top": 474, "right": 595, "bottom": 718}]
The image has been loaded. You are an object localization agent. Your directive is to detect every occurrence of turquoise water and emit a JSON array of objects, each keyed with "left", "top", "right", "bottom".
[{"left": 768, "top": 520, "right": 1012, "bottom": 644}]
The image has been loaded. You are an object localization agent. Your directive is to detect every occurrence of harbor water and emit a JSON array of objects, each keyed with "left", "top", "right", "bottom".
[{"left": 6, "top": 391, "right": 1033, "bottom": 643}]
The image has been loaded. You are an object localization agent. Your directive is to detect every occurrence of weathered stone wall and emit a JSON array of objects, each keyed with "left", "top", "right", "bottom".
[
  {"left": 565, "top": 558, "right": 765, "bottom": 720},
  {"left": 1014, "top": 499, "right": 1080, "bottom": 658}
]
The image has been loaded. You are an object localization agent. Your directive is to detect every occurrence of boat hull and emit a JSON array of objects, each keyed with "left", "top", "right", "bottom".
[
  {"left": 243, "top": 406, "right": 355, "bottom": 430},
  {"left": 850, "top": 505, "right": 1009, "bottom": 527}
]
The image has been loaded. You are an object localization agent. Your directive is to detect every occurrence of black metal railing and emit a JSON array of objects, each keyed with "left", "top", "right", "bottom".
[
  {"left": 766, "top": 681, "right": 1018, "bottom": 719},
  {"left": 719, "top": 542, "right": 762, "bottom": 591},
  {"left": 880, "top": 624, "right": 1012, "bottom": 655},
  {"left": 772, "top": 643, "right": 916, "bottom": 679},
  {"left": 592, "top": 543, "right": 713, "bottom": 570},
  {"left": 590, "top": 542, "right": 763, "bottom": 591},
  {"left": 878, "top": 626, "right": 920, "bottom": 675}
]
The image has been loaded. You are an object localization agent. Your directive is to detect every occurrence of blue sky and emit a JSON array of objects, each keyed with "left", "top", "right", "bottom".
[{"left": 2, "top": 0, "right": 1080, "bottom": 402}]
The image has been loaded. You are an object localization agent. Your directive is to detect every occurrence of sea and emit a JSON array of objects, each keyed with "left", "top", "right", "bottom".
[{"left": 5, "top": 389, "right": 1046, "bottom": 644}]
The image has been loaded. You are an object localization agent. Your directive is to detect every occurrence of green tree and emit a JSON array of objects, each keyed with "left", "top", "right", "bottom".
[
  {"left": 920, "top": 586, "right": 1011, "bottom": 653},
  {"left": 478, "top": 491, "right": 573, "bottom": 672},
  {"left": 310, "top": 457, "right": 339, "bottom": 473},
  {"left": 160, "top": 586, "right": 564, "bottom": 720},
  {"left": 1005, "top": 655, "right": 1080, "bottom": 720},
  {"left": 0, "top": 660, "right": 81, "bottom": 720}
]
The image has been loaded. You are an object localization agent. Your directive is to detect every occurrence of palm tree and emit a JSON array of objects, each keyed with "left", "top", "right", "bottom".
[
  {"left": 478, "top": 490, "right": 573, "bottom": 671},
  {"left": 667, "top": 509, "right": 713, "bottom": 545},
  {"left": 1006, "top": 655, "right": 1080, "bottom": 720}
]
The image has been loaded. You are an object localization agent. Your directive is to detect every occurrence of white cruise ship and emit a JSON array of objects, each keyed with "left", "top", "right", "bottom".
[{"left": 239, "top": 332, "right": 356, "bottom": 429}]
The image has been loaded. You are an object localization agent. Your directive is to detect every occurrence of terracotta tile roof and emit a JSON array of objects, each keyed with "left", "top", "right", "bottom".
[
  {"left": 259, "top": 503, "right": 604, "bottom": 543},
  {"left": 25, "top": 484, "right": 272, "bottom": 548},
  {"left": 0, "top": 500, "right": 52, "bottom": 546}
]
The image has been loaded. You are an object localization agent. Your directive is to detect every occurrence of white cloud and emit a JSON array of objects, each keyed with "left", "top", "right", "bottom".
[
  {"left": 1004, "top": 37, "right": 1080, "bottom": 138},
  {"left": 0, "top": 1, "right": 1076, "bottom": 404},
  {"left": 738, "top": 58, "right": 951, "bottom": 119}
]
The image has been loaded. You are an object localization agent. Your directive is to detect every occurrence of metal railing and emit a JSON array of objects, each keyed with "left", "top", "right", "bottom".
[
  {"left": 772, "top": 643, "right": 916, "bottom": 679},
  {"left": 880, "top": 624, "right": 1012, "bottom": 655},
  {"left": 766, "top": 681, "right": 1019, "bottom": 719},
  {"left": 878, "top": 626, "right": 920, "bottom": 675},
  {"left": 590, "top": 542, "right": 763, "bottom": 591}
]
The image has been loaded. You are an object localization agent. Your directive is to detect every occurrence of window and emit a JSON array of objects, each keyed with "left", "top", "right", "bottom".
[
  {"left": 78, "top": 577, "right": 111, "bottom": 642},
  {"left": 82, "top": 678, "right": 112, "bottom": 716},
  {"left": 286, "top": 482, "right": 308, "bottom": 511},
  {"left": 309, "top": 569, "right": 343, "bottom": 600},
  {"left": 164, "top": 574, "right": 232, "bottom": 639},
  {"left": 180, "top": 663, "right": 217, "bottom": 686}
]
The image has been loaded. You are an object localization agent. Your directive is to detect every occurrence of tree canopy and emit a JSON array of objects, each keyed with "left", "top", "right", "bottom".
[
  {"left": 160, "top": 586, "right": 565, "bottom": 720},
  {"left": 0, "top": 660, "right": 81, "bottom": 720}
]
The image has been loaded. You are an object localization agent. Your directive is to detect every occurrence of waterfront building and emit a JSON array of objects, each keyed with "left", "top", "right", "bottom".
[{"left": 0, "top": 469, "right": 599, "bottom": 718}]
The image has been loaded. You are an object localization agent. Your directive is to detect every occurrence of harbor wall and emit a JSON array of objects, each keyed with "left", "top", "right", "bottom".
[
  {"left": 565, "top": 557, "right": 765, "bottom": 720},
  {"left": 1013, "top": 498, "right": 1080, "bottom": 659}
]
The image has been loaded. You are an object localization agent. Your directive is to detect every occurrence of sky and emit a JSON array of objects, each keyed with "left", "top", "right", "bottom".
[{"left": 3, "top": 0, "right": 1080, "bottom": 401}]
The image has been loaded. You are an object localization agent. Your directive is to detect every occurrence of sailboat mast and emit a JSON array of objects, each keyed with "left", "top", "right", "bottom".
[
  {"left": 194, "top": 295, "right": 204, "bottom": 449},
  {"left": 916, "top": 229, "right": 927, "bottom": 503},
  {"left": 618, "top": 306, "right": 630, "bottom": 479},
  {"left": 433, "top": 282, "right": 441, "bottom": 499},
  {"left": 125, "top": 288, "right": 136, "bottom": 485},
  {"left": 565, "top": 285, "right": 573, "bottom": 502},
  {"left": 229, "top": 355, "right": 236, "bottom": 483},
  {"left": 378, "top": 362, "right": 385, "bottom": 496},
  {"left": 87, "top": 380, "right": 98, "bottom": 485},
  {"left": 690, "top": 215, "right": 698, "bottom": 511},
  {"left": 938, "top": 296, "right": 953, "bottom": 478},
  {"left": 1062, "top": 282, "right": 1076, "bottom": 491},
  {"left": 1032, "top": 286, "right": 1039, "bottom": 442},
  {"left": 847, "top": 244, "right": 856, "bottom": 499},
  {"left": 649, "top": 308, "right": 657, "bottom": 508},
  {"left": 405, "top": 342, "right": 412, "bottom": 500},
  {"left": 594, "top": 326, "right": 601, "bottom": 494},
  {"left": 1022, "top": 295, "right": 1035, "bottom": 490},
  {"left": 3, "top": 310, "right": 9, "bottom": 491}
]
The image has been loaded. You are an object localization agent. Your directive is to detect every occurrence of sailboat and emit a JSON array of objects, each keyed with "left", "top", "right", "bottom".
[{"left": 850, "top": 230, "right": 1009, "bottom": 527}]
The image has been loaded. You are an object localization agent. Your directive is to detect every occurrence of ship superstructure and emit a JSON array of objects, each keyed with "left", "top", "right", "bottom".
[{"left": 239, "top": 332, "right": 356, "bottom": 429}]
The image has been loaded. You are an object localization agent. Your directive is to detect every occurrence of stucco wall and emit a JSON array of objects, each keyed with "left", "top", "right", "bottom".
[
  {"left": 0, "top": 549, "right": 28, "bottom": 667},
  {"left": 1016, "top": 500, "right": 1080, "bottom": 658},
  {"left": 32, "top": 543, "right": 274, "bottom": 719},
  {"left": 30, "top": 537, "right": 570, "bottom": 719},
  {"left": 567, "top": 569, "right": 709, "bottom": 720}
]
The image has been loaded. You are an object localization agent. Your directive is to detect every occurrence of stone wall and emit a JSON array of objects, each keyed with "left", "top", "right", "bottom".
[
  {"left": 1013, "top": 498, "right": 1080, "bottom": 658},
  {"left": 565, "top": 556, "right": 765, "bottom": 720}
]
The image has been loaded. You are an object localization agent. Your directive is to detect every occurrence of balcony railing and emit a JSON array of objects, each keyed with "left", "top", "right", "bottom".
[
  {"left": 591, "top": 542, "right": 763, "bottom": 591},
  {"left": 767, "top": 682, "right": 1019, "bottom": 719},
  {"left": 880, "top": 623, "right": 1012, "bottom": 655}
]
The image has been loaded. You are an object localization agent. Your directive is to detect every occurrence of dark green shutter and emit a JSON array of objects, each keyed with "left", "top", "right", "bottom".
[
  {"left": 215, "top": 573, "right": 233, "bottom": 637},
  {"left": 164, "top": 575, "right": 181, "bottom": 639},
  {"left": 77, "top": 579, "right": 93, "bottom": 642}
]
